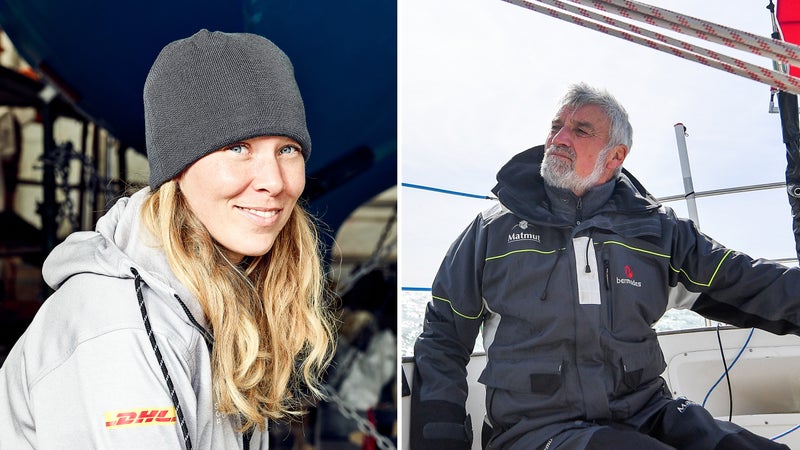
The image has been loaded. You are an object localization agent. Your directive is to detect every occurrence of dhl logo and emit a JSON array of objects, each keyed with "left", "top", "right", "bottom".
[{"left": 104, "top": 407, "right": 177, "bottom": 428}]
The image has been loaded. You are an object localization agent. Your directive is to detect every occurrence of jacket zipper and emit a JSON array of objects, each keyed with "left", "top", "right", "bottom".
[
  {"left": 604, "top": 259, "right": 613, "bottom": 327},
  {"left": 486, "top": 388, "right": 500, "bottom": 434},
  {"left": 540, "top": 247, "right": 564, "bottom": 301}
]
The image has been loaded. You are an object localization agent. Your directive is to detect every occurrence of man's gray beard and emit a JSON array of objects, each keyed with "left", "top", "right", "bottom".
[{"left": 540, "top": 144, "right": 611, "bottom": 195}]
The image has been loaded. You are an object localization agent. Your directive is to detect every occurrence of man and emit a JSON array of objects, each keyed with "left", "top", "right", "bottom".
[{"left": 410, "top": 83, "right": 797, "bottom": 449}]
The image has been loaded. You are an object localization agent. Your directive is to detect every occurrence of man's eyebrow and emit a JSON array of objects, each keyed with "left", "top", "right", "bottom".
[{"left": 571, "top": 119, "right": 596, "bottom": 131}]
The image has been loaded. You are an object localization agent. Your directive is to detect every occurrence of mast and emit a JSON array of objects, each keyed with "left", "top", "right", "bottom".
[
  {"left": 673, "top": 123, "right": 701, "bottom": 228},
  {"left": 774, "top": 0, "right": 800, "bottom": 263}
]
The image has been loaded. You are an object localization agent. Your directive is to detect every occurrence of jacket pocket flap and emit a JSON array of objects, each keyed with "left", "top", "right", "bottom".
[
  {"left": 479, "top": 357, "right": 564, "bottom": 395},
  {"left": 620, "top": 344, "right": 665, "bottom": 390}
]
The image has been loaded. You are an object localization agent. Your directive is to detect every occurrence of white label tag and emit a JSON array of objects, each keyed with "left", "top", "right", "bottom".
[{"left": 572, "top": 236, "right": 601, "bottom": 305}]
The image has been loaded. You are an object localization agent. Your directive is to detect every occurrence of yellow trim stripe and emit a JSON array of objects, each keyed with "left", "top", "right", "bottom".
[
  {"left": 480, "top": 239, "right": 731, "bottom": 295},
  {"left": 601, "top": 240, "right": 670, "bottom": 259},
  {"left": 432, "top": 295, "right": 485, "bottom": 320},
  {"left": 668, "top": 249, "right": 733, "bottom": 287},
  {"left": 485, "top": 248, "right": 560, "bottom": 261},
  {"left": 602, "top": 240, "right": 732, "bottom": 288}
]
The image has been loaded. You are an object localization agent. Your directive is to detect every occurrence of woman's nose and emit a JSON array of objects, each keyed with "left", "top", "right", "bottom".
[{"left": 252, "top": 157, "right": 285, "bottom": 194}]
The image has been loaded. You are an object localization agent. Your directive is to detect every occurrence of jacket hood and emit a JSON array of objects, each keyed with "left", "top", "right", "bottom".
[
  {"left": 491, "top": 145, "right": 661, "bottom": 224},
  {"left": 42, "top": 188, "right": 207, "bottom": 328}
]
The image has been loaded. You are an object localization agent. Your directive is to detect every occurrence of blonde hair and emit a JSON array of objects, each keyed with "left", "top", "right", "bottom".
[{"left": 141, "top": 181, "right": 336, "bottom": 430}]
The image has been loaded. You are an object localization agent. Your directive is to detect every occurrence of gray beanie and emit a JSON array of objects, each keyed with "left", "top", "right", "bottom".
[{"left": 144, "top": 29, "right": 311, "bottom": 188}]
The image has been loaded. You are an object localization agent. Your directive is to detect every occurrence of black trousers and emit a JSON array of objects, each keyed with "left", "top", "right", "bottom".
[{"left": 535, "top": 399, "right": 790, "bottom": 450}]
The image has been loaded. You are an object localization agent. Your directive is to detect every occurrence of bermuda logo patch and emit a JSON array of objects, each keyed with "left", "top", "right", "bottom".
[
  {"left": 508, "top": 220, "right": 541, "bottom": 244},
  {"left": 616, "top": 264, "right": 642, "bottom": 287},
  {"left": 624, "top": 265, "right": 634, "bottom": 279},
  {"left": 104, "top": 407, "right": 177, "bottom": 428}
]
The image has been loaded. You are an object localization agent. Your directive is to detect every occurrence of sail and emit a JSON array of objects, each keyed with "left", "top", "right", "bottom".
[
  {"left": 776, "top": 0, "right": 800, "bottom": 262},
  {"left": 778, "top": 0, "right": 800, "bottom": 76}
]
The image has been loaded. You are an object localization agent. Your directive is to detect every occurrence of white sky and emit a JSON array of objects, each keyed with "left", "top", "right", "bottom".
[{"left": 398, "top": 0, "right": 798, "bottom": 288}]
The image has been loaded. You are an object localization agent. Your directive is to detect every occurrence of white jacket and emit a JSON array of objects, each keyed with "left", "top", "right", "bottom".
[{"left": 0, "top": 188, "right": 266, "bottom": 449}]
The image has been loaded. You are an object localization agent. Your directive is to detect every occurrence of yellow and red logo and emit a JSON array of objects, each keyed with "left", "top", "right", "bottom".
[{"left": 104, "top": 407, "right": 177, "bottom": 428}]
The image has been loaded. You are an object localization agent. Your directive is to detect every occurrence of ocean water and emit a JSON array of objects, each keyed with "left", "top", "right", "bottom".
[{"left": 400, "top": 290, "right": 707, "bottom": 357}]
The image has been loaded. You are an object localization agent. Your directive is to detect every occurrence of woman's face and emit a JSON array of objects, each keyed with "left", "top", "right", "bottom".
[{"left": 177, "top": 135, "right": 306, "bottom": 263}]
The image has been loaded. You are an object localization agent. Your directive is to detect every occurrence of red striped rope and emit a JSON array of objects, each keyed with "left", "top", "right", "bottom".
[
  {"left": 579, "top": 0, "right": 800, "bottom": 67},
  {"left": 501, "top": 0, "right": 800, "bottom": 95}
]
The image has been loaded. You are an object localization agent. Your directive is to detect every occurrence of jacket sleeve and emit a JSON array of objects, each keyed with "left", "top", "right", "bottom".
[
  {"left": 668, "top": 214, "right": 800, "bottom": 335},
  {"left": 410, "top": 215, "right": 487, "bottom": 450},
  {"left": 1, "top": 277, "right": 194, "bottom": 450},
  {"left": 27, "top": 328, "right": 189, "bottom": 449}
]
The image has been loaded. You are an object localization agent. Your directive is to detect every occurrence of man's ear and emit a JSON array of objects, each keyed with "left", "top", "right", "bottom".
[{"left": 606, "top": 144, "right": 628, "bottom": 170}]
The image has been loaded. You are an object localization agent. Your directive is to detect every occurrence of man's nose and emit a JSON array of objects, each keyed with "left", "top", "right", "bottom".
[{"left": 551, "top": 127, "right": 572, "bottom": 147}]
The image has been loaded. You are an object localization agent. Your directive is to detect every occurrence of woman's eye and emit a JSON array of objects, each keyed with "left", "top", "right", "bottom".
[{"left": 227, "top": 144, "right": 247, "bottom": 154}]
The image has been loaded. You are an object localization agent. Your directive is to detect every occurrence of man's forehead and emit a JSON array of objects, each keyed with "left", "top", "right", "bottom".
[{"left": 553, "top": 104, "right": 610, "bottom": 127}]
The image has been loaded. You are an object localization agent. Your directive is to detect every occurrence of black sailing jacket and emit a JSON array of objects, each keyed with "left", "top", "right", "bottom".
[{"left": 411, "top": 145, "right": 800, "bottom": 449}]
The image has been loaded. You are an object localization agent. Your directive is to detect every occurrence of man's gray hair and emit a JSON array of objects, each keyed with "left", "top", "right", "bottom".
[{"left": 556, "top": 83, "right": 633, "bottom": 153}]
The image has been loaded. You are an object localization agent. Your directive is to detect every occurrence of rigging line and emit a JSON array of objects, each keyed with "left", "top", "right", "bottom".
[
  {"left": 525, "top": 0, "right": 800, "bottom": 94},
  {"left": 403, "top": 178, "right": 797, "bottom": 264},
  {"left": 336, "top": 203, "right": 397, "bottom": 297},
  {"left": 701, "top": 327, "right": 754, "bottom": 408},
  {"left": 401, "top": 182, "right": 497, "bottom": 200},
  {"left": 502, "top": 0, "right": 800, "bottom": 95},
  {"left": 772, "top": 423, "right": 800, "bottom": 441},
  {"left": 656, "top": 181, "right": 786, "bottom": 203},
  {"left": 768, "top": 0, "right": 784, "bottom": 42},
  {"left": 768, "top": 257, "right": 800, "bottom": 265},
  {"left": 584, "top": 0, "right": 800, "bottom": 67},
  {"left": 715, "top": 323, "right": 734, "bottom": 422}
]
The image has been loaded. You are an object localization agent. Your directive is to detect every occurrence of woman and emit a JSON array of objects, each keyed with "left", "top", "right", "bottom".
[{"left": 0, "top": 30, "right": 335, "bottom": 449}]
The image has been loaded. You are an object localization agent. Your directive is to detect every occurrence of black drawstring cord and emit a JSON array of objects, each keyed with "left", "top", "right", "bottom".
[
  {"left": 584, "top": 232, "right": 594, "bottom": 273},
  {"left": 243, "top": 427, "right": 254, "bottom": 450},
  {"left": 132, "top": 267, "right": 193, "bottom": 450},
  {"left": 172, "top": 294, "right": 215, "bottom": 353},
  {"left": 171, "top": 296, "right": 253, "bottom": 448},
  {"left": 542, "top": 234, "right": 592, "bottom": 300},
  {"left": 540, "top": 248, "right": 564, "bottom": 301}
]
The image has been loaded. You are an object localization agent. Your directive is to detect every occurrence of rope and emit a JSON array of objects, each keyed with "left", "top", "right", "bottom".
[
  {"left": 132, "top": 268, "right": 193, "bottom": 450},
  {"left": 500, "top": 0, "right": 800, "bottom": 95},
  {"left": 401, "top": 182, "right": 496, "bottom": 200},
  {"left": 772, "top": 423, "right": 800, "bottom": 441},
  {"left": 714, "top": 324, "right": 734, "bottom": 422},
  {"left": 701, "top": 327, "right": 754, "bottom": 408},
  {"left": 336, "top": 203, "right": 397, "bottom": 297},
  {"left": 525, "top": 0, "right": 800, "bottom": 92},
  {"left": 38, "top": 141, "right": 105, "bottom": 233},
  {"left": 172, "top": 294, "right": 215, "bottom": 353},
  {"left": 697, "top": 326, "right": 799, "bottom": 442},
  {"left": 584, "top": 0, "right": 800, "bottom": 66}
]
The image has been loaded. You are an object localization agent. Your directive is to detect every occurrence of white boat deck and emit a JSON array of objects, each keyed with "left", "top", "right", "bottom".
[{"left": 401, "top": 327, "right": 800, "bottom": 449}]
